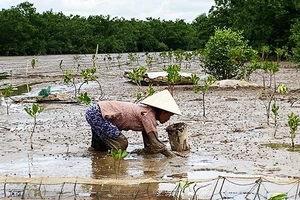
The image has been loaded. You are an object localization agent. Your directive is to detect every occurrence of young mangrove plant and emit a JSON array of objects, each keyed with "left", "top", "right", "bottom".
[
  {"left": 272, "top": 84, "right": 289, "bottom": 137},
  {"left": 288, "top": 112, "right": 300, "bottom": 150},
  {"left": 127, "top": 52, "right": 138, "bottom": 66},
  {"left": 163, "top": 64, "right": 181, "bottom": 96},
  {"left": 64, "top": 69, "right": 77, "bottom": 97},
  {"left": 78, "top": 68, "right": 102, "bottom": 94},
  {"left": 78, "top": 92, "right": 91, "bottom": 105},
  {"left": 31, "top": 57, "right": 37, "bottom": 68},
  {"left": 128, "top": 66, "right": 148, "bottom": 101},
  {"left": 172, "top": 180, "right": 194, "bottom": 200},
  {"left": 24, "top": 103, "right": 44, "bottom": 150},
  {"left": 146, "top": 54, "right": 153, "bottom": 70},
  {"left": 258, "top": 83, "right": 288, "bottom": 126},
  {"left": 167, "top": 51, "right": 173, "bottom": 64},
  {"left": 191, "top": 74, "right": 216, "bottom": 117},
  {"left": 183, "top": 51, "right": 193, "bottom": 69},
  {"left": 73, "top": 55, "right": 81, "bottom": 72},
  {"left": 63, "top": 67, "right": 102, "bottom": 100},
  {"left": 116, "top": 53, "right": 123, "bottom": 68},
  {"left": 111, "top": 149, "right": 128, "bottom": 179},
  {"left": 159, "top": 51, "right": 167, "bottom": 63},
  {"left": 268, "top": 193, "right": 287, "bottom": 200},
  {"left": 173, "top": 50, "right": 184, "bottom": 67},
  {"left": 1, "top": 84, "right": 14, "bottom": 115}
]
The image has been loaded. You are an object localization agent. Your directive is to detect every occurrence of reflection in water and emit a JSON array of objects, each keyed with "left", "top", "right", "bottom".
[
  {"left": 89, "top": 151, "right": 174, "bottom": 199},
  {"left": 0, "top": 83, "right": 32, "bottom": 96}
]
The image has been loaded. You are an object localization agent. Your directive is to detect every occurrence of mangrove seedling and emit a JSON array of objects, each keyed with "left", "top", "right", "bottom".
[
  {"left": 172, "top": 180, "right": 194, "bottom": 200},
  {"left": 77, "top": 68, "right": 102, "bottom": 96},
  {"left": 173, "top": 50, "right": 184, "bottom": 67},
  {"left": 159, "top": 51, "right": 167, "bottom": 63},
  {"left": 167, "top": 51, "right": 173, "bottom": 63},
  {"left": 272, "top": 84, "right": 289, "bottom": 137},
  {"left": 191, "top": 74, "right": 216, "bottom": 117},
  {"left": 111, "top": 149, "right": 128, "bottom": 179},
  {"left": 163, "top": 64, "right": 181, "bottom": 96},
  {"left": 1, "top": 84, "right": 14, "bottom": 115},
  {"left": 64, "top": 69, "right": 77, "bottom": 97},
  {"left": 24, "top": 103, "right": 44, "bottom": 150},
  {"left": 128, "top": 66, "right": 148, "bottom": 101},
  {"left": 288, "top": 112, "right": 300, "bottom": 150},
  {"left": 259, "top": 83, "right": 288, "bottom": 126},
  {"left": 78, "top": 92, "right": 91, "bottom": 105},
  {"left": 73, "top": 55, "right": 81, "bottom": 72},
  {"left": 271, "top": 103, "right": 279, "bottom": 137},
  {"left": 183, "top": 51, "right": 193, "bottom": 69},
  {"left": 116, "top": 53, "right": 123, "bottom": 68},
  {"left": 146, "top": 54, "right": 153, "bottom": 70},
  {"left": 127, "top": 52, "right": 138, "bottom": 66},
  {"left": 31, "top": 57, "right": 37, "bottom": 68},
  {"left": 268, "top": 193, "right": 287, "bottom": 200}
]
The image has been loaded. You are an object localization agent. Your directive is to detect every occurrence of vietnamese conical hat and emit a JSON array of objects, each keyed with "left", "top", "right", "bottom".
[{"left": 141, "top": 90, "right": 182, "bottom": 115}]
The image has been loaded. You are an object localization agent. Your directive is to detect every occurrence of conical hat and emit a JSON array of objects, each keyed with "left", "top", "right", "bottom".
[{"left": 141, "top": 90, "right": 182, "bottom": 115}]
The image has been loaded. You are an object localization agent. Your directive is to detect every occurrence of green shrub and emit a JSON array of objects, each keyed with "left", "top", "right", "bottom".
[
  {"left": 290, "top": 20, "right": 300, "bottom": 67},
  {"left": 202, "top": 28, "right": 257, "bottom": 80}
]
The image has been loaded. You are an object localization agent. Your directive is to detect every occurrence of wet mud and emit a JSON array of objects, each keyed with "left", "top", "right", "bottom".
[{"left": 1, "top": 54, "right": 300, "bottom": 199}]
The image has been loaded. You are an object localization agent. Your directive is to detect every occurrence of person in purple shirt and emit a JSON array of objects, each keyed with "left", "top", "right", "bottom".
[{"left": 85, "top": 90, "right": 182, "bottom": 157}]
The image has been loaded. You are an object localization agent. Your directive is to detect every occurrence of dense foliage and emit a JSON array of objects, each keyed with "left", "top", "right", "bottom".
[
  {"left": 0, "top": 1, "right": 299, "bottom": 58},
  {"left": 202, "top": 29, "right": 256, "bottom": 80}
]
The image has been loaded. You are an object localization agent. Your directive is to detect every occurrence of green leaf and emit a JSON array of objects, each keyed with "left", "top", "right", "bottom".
[{"left": 268, "top": 193, "right": 287, "bottom": 200}]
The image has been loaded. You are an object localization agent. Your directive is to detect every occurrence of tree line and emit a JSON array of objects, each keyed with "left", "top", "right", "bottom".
[{"left": 0, "top": 1, "right": 299, "bottom": 57}]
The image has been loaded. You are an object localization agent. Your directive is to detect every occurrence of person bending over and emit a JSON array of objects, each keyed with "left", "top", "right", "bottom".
[{"left": 85, "top": 90, "right": 182, "bottom": 157}]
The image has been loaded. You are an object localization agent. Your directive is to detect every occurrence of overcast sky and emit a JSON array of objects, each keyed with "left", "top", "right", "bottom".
[{"left": 1, "top": 0, "right": 215, "bottom": 22}]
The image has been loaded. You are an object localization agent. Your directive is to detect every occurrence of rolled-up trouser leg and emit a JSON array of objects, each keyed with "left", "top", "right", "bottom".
[
  {"left": 91, "top": 129, "right": 109, "bottom": 152},
  {"left": 142, "top": 131, "right": 175, "bottom": 157}
]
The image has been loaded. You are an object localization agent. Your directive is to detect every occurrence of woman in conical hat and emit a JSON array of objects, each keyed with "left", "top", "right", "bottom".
[{"left": 85, "top": 90, "right": 181, "bottom": 157}]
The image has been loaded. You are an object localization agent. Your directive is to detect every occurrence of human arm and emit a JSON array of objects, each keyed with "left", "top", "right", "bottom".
[{"left": 142, "top": 131, "right": 175, "bottom": 157}]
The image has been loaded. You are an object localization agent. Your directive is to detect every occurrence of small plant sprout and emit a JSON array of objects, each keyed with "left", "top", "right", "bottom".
[
  {"left": 116, "top": 53, "right": 123, "bottom": 68},
  {"left": 191, "top": 74, "right": 216, "bottom": 117},
  {"left": 64, "top": 69, "right": 77, "bottom": 95},
  {"left": 78, "top": 92, "right": 91, "bottom": 105},
  {"left": 24, "top": 103, "right": 44, "bottom": 150},
  {"left": 271, "top": 84, "right": 288, "bottom": 137},
  {"left": 128, "top": 66, "right": 147, "bottom": 101},
  {"left": 271, "top": 103, "right": 279, "bottom": 136},
  {"left": 172, "top": 180, "right": 194, "bottom": 200},
  {"left": 1, "top": 84, "right": 14, "bottom": 115},
  {"left": 268, "top": 193, "right": 287, "bottom": 200},
  {"left": 146, "top": 54, "right": 153, "bottom": 70},
  {"left": 127, "top": 52, "right": 138, "bottom": 66},
  {"left": 111, "top": 149, "right": 128, "bottom": 179},
  {"left": 163, "top": 64, "right": 181, "bottom": 96},
  {"left": 167, "top": 51, "right": 173, "bottom": 64},
  {"left": 288, "top": 112, "right": 300, "bottom": 150},
  {"left": 73, "top": 55, "right": 80, "bottom": 72},
  {"left": 159, "top": 51, "right": 167, "bottom": 63},
  {"left": 259, "top": 83, "right": 288, "bottom": 126},
  {"left": 31, "top": 57, "right": 37, "bottom": 68},
  {"left": 78, "top": 68, "right": 101, "bottom": 94}
]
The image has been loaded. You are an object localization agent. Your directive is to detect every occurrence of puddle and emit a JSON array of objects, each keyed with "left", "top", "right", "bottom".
[
  {"left": 0, "top": 83, "right": 32, "bottom": 96},
  {"left": 0, "top": 150, "right": 299, "bottom": 199},
  {"left": 262, "top": 143, "right": 300, "bottom": 152}
]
